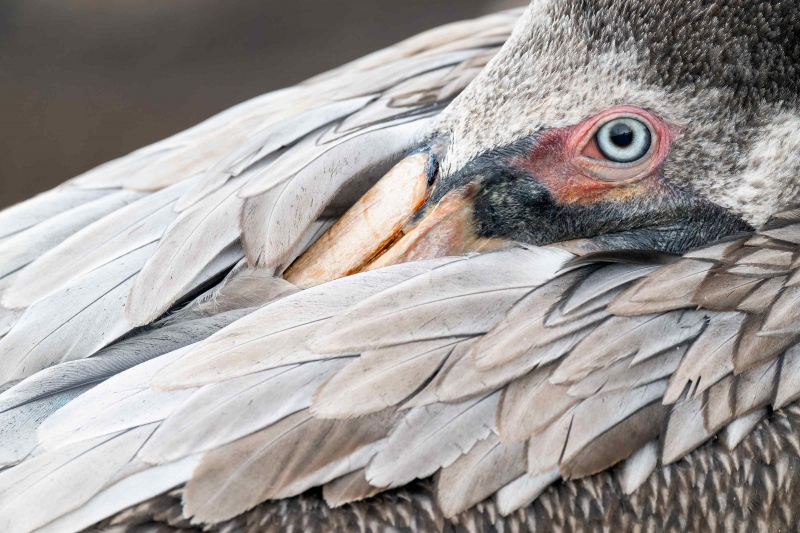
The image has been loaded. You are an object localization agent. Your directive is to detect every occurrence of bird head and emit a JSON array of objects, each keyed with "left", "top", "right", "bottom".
[{"left": 286, "top": 0, "right": 800, "bottom": 286}]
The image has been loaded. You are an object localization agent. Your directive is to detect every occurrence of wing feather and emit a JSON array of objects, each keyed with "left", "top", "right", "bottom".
[
  {"left": 176, "top": 96, "right": 377, "bottom": 210},
  {"left": 0, "top": 424, "right": 157, "bottom": 533},
  {"left": 0, "top": 309, "right": 249, "bottom": 415},
  {"left": 126, "top": 178, "right": 245, "bottom": 326},
  {"left": 313, "top": 247, "right": 572, "bottom": 354},
  {"left": 366, "top": 392, "right": 499, "bottom": 489},
  {"left": 151, "top": 258, "right": 458, "bottom": 389},
  {"left": 183, "top": 409, "right": 395, "bottom": 523},
  {"left": 0, "top": 190, "right": 144, "bottom": 282},
  {"left": 0, "top": 244, "right": 156, "bottom": 384},
  {"left": 494, "top": 469, "right": 560, "bottom": 516},
  {"left": 617, "top": 440, "right": 659, "bottom": 495},
  {"left": 776, "top": 345, "right": 800, "bottom": 408},
  {"left": 34, "top": 455, "right": 200, "bottom": 533},
  {"left": 322, "top": 469, "right": 384, "bottom": 508},
  {"left": 497, "top": 365, "right": 576, "bottom": 442},
  {"left": 310, "top": 338, "right": 461, "bottom": 419},
  {"left": 663, "top": 312, "right": 744, "bottom": 403},
  {"left": 721, "top": 408, "right": 767, "bottom": 451},
  {"left": 241, "top": 117, "right": 435, "bottom": 269},
  {"left": 435, "top": 433, "right": 525, "bottom": 519},
  {"left": 36, "top": 346, "right": 197, "bottom": 450},
  {"left": 0, "top": 385, "right": 93, "bottom": 468},
  {"left": 0, "top": 187, "right": 112, "bottom": 240},
  {"left": 140, "top": 359, "right": 348, "bottom": 464},
  {"left": 4, "top": 179, "right": 191, "bottom": 308}
]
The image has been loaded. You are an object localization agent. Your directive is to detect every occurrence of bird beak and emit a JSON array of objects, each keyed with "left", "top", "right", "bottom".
[{"left": 284, "top": 150, "right": 503, "bottom": 287}]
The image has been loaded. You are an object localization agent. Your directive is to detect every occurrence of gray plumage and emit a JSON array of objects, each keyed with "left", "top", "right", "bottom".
[{"left": 0, "top": 2, "right": 798, "bottom": 532}]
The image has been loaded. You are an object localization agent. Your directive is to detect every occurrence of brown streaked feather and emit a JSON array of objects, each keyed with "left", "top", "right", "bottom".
[
  {"left": 682, "top": 236, "right": 745, "bottom": 261},
  {"left": 736, "top": 275, "right": 786, "bottom": 314},
  {"left": 366, "top": 392, "right": 499, "bottom": 489},
  {"left": 418, "top": 331, "right": 585, "bottom": 405},
  {"left": 310, "top": 338, "right": 461, "bottom": 419},
  {"left": 759, "top": 285, "right": 800, "bottom": 335},
  {"left": 701, "top": 374, "right": 735, "bottom": 433},
  {"left": 566, "top": 346, "right": 686, "bottom": 399},
  {"left": 663, "top": 312, "right": 743, "bottom": 404},
  {"left": 561, "top": 401, "right": 666, "bottom": 479},
  {"left": 734, "top": 314, "right": 797, "bottom": 373},
  {"left": 184, "top": 409, "right": 396, "bottom": 524},
  {"left": 736, "top": 247, "right": 793, "bottom": 268},
  {"left": 322, "top": 470, "right": 384, "bottom": 508},
  {"left": 760, "top": 224, "right": 800, "bottom": 244},
  {"left": 471, "top": 270, "right": 601, "bottom": 370},
  {"left": 733, "top": 358, "right": 780, "bottom": 418},
  {"left": 775, "top": 345, "right": 800, "bottom": 409},
  {"left": 691, "top": 272, "right": 764, "bottom": 311},
  {"left": 560, "top": 263, "right": 659, "bottom": 315},
  {"left": 526, "top": 411, "right": 572, "bottom": 476},
  {"left": 661, "top": 395, "right": 714, "bottom": 465},
  {"left": 497, "top": 365, "right": 576, "bottom": 443},
  {"left": 435, "top": 433, "right": 526, "bottom": 519},
  {"left": 559, "top": 380, "right": 667, "bottom": 473},
  {"left": 551, "top": 311, "right": 705, "bottom": 384},
  {"left": 312, "top": 247, "right": 572, "bottom": 355},
  {"left": 607, "top": 259, "right": 713, "bottom": 316}
]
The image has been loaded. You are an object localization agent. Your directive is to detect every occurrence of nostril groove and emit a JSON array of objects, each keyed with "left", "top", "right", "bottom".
[{"left": 426, "top": 152, "right": 439, "bottom": 187}]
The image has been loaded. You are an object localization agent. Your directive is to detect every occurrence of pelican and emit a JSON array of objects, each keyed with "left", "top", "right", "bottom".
[{"left": 0, "top": 1, "right": 798, "bottom": 531}]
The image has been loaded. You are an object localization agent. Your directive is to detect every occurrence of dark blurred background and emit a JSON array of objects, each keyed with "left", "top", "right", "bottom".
[{"left": 0, "top": 0, "right": 525, "bottom": 208}]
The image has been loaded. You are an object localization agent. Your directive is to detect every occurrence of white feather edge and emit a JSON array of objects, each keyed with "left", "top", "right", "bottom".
[
  {"left": 151, "top": 257, "right": 459, "bottom": 390},
  {"left": 34, "top": 454, "right": 201, "bottom": 533},
  {"left": 0, "top": 423, "right": 157, "bottom": 533},
  {"left": 617, "top": 440, "right": 658, "bottom": 495},
  {"left": 365, "top": 392, "right": 499, "bottom": 489},
  {"left": 139, "top": 358, "right": 349, "bottom": 464},
  {"left": 4, "top": 179, "right": 192, "bottom": 309},
  {"left": 0, "top": 187, "right": 112, "bottom": 240},
  {"left": 495, "top": 469, "right": 560, "bottom": 516},
  {"left": 125, "top": 177, "right": 245, "bottom": 327},
  {"left": 37, "top": 344, "right": 198, "bottom": 450},
  {"left": 0, "top": 190, "right": 145, "bottom": 281},
  {"left": 176, "top": 96, "right": 376, "bottom": 210}
]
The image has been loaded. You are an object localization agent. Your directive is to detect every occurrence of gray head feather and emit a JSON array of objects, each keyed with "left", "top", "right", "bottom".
[{"left": 433, "top": 0, "right": 800, "bottom": 225}]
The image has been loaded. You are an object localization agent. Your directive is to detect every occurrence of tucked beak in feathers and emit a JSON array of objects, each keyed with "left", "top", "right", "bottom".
[{"left": 286, "top": 105, "right": 751, "bottom": 287}]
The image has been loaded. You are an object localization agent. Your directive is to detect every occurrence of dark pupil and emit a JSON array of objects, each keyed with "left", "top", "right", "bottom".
[{"left": 609, "top": 122, "right": 634, "bottom": 147}]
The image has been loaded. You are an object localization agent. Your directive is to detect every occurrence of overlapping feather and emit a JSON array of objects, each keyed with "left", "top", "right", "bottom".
[{"left": 4, "top": 8, "right": 800, "bottom": 533}]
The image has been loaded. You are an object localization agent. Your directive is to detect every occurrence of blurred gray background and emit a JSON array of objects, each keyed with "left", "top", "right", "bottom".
[{"left": 0, "top": 0, "right": 525, "bottom": 208}]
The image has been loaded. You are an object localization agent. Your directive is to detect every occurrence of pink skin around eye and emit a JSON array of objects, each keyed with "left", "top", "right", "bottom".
[{"left": 512, "top": 106, "right": 677, "bottom": 206}]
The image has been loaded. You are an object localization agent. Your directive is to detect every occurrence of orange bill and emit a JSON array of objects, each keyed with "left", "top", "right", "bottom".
[
  {"left": 284, "top": 152, "right": 433, "bottom": 287},
  {"left": 285, "top": 151, "right": 506, "bottom": 287}
]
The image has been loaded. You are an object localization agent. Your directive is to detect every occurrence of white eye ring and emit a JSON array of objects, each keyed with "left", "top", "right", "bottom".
[{"left": 595, "top": 117, "right": 652, "bottom": 163}]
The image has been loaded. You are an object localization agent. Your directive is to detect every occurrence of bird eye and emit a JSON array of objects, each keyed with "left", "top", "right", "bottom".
[{"left": 594, "top": 117, "right": 652, "bottom": 163}]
